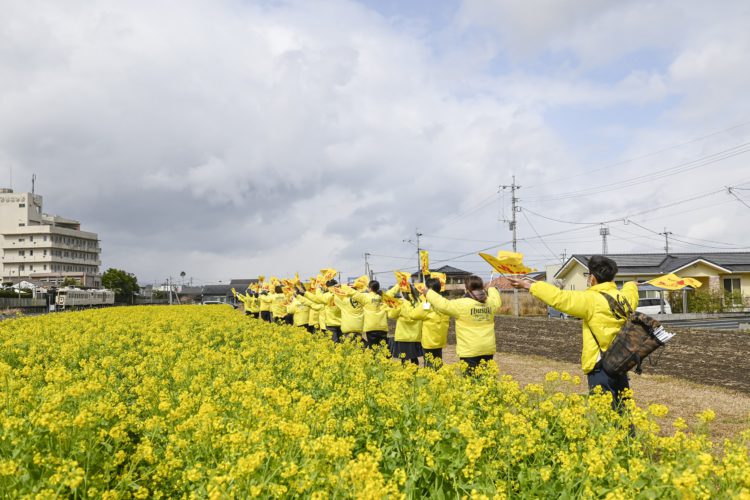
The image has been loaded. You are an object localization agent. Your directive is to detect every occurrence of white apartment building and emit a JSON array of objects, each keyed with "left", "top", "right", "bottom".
[{"left": 0, "top": 188, "right": 102, "bottom": 288}]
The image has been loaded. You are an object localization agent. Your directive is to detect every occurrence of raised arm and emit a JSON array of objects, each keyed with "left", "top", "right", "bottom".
[
  {"left": 528, "top": 281, "right": 594, "bottom": 320},
  {"left": 425, "top": 289, "right": 461, "bottom": 318}
]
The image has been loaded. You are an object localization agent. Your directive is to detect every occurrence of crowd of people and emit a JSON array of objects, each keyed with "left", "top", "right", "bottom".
[{"left": 234, "top": 255, "right": 639, "bottom": 406}]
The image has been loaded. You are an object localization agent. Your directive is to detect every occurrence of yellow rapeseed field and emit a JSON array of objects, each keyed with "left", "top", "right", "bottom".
[{"left": 0, "top": 306, "right": 748, "bottom": 498}]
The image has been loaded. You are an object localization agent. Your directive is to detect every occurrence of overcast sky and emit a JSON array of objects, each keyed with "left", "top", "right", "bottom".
[{"left": 2, "top": 0, "right": 750, "bottom": 285}]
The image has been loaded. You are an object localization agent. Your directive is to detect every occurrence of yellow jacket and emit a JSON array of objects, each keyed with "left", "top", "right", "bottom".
[
  {"left": 305, "top": 290, "right": 341, "bottom": 327},
  {"left": 258, "top": 294, "right": 272, "bottom": 312},
  {"left": 268, "top": 293, "right": 288, "bottom": 319},
  {"left": 426, "top": 288, "right": 501, "bottom": 358},
  {"left": 350, "top": 285, "right": 399, "bottom": 333},
  {"left": 421, "top": 305, "right": 450, "bottom": 349},
  {"left": 247, "top": 296, "right": 260, "bottom": 313},
  {"left": 289, "top": 297, "right": 310, "bottom": 327},
  {"left": 334, "top": 294, "right": 364, "bottom": 334},
  {"left": 388, "top": 299, "right": 428, "bottom": 342},
  {"left": 298, "top": 295, "right": 322, "bottom": 327},
  {"left": 530, "top": 281, "right": 639, "bottom": 374}
]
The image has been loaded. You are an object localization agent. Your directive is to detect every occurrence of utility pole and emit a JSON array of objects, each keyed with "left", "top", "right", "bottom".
[
  {"left": 364, "top": 252, "right": 373, "bottom": 280},
  {"left": 500, "top": 176, "right": 521, "bottom": 316},
  {"left": 31, "top": 173, "right": 36, "bottom": 194},
  {"left": 599, "top": 224, "right": 610, "bottom": 255},
  {"left": 561, "top": 249, "right": 567, "bottom": 263},
  {"left": 500, "top": 176, "right": 521, "bottom": 251},
  {"left": 402, "top": 228, "right": 423, "bottom": 280},
  {"left": 168, "top": 277, "right": 173, "bottom": 305},
  {"left": 659, "top": 228, "right": 673, "bottom": 255}
]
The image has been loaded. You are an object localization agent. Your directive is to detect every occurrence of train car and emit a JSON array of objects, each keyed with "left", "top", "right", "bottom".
[{"left": 56, "top": 288, "right": 116, "bottom": 310}]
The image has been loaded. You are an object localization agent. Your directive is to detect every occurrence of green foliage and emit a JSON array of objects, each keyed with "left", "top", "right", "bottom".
[
  {"left": 101, "top": 268, "right": 139, "bottom": 304},
  {"left": 61, "top": 277, "right": 81, "bottom": 287},
  {"left": 0, "top": 289, "right": 32, "bottom": 298},
  {"left": 668, "top": 289, "right": 746, "bottom": 313}
]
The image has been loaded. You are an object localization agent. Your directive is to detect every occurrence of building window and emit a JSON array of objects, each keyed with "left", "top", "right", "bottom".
[
  {"left": 30, "top": 235, "right": 34, "bottom": 242},
  {"left": 20, "top": 264, "right": 24, "bottom": 271},
  {"left": 19, "top": 250, "right": 24, "bottom": 256},
  {"left": 723, "top": 278, "right": 741, "bottom": 293},
  {"left": 29, "top": 250, "right": 33, "bottom": 256},
  {"left": 19, "top": 203, "right": 25, "bottom": 208},
  {"left": 18, "top": 223, "right": 25, "bottom": 226},
  {"left": 43, "top": 235, "right": 47, "bottom": 241},
  {"left": 43, "top": 265, "right": 47, "bottom": 270},
  {"left": 43, "top": 250, "right": 47, "bottom": 256}
]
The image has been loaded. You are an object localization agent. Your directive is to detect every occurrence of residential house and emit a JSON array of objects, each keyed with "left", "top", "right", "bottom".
[{"left": 554, "top": 253, "right": 750, "bottom": 308}]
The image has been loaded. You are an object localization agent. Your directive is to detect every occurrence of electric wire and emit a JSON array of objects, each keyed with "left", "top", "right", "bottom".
[
  {"left": 527, "top": 120, "right": 750, "bottom": 189},
  {"left": 524, "top": 142, "right": 750, "bottom": 202}
]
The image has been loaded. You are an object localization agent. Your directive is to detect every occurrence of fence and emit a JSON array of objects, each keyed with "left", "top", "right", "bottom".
[{"left": 0, "top": 298, "right": 48, "bottom": 309}]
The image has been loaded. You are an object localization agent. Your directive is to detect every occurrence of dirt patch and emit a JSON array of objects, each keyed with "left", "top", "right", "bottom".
[
  {"left": 441, "top": 345, "right": 750, "bottom": 442},
  {"left": 484, "top": 316, "right": 750, "bottom": 394}
]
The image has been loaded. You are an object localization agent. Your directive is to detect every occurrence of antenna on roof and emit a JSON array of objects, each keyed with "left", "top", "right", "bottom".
[{"left": 31, "top": 173, "right": 36, "bottom": 194}]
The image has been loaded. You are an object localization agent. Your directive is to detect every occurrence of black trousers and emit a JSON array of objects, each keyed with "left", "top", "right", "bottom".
[
  {"left": 365, "top": 331, "right": 388, "bottom": 348},
  {"left": 250, "top": 312, "right": 260, "bottom": 319},
  {"left": 460, "top": 355, "right": 494, "bottom": 375},
  {"left": 260, "top": 311, "right": 271, "bottom": 322},
  {"left": 306, "top": 324, "right": 316, "bottom": 334},
  {"left": 587, "top": 362, "right": 631, "bottom": 410},
  {"left": 327, "top": 326, "right": 342, "bottom": 343},
  {"left": 423, "top": 348, "right": 443, "bottom": 368}
]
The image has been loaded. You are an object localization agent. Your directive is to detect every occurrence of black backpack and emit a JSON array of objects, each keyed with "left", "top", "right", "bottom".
[{"left": 590, "top": 292, "right": 669, "bottom": 376}]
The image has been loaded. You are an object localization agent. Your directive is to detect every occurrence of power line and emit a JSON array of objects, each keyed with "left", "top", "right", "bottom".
[
  {"left": 521, "top": 210, "right": 559, "bottom": 261},
  {"left": 727, "top": 186, "right": 750, "bottom": 209},
  {"left": 527, "top": 120, "right": 750, "bottom": 189},
  {"left": 524, "top": 142, "right": 750, "bottom": 202}
]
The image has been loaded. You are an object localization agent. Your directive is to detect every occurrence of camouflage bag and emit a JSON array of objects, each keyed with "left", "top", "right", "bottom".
[{"left": 591, "top": 293, "right": 667, "bottom": 376}]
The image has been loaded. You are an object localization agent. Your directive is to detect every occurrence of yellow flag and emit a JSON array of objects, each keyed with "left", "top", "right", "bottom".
[
  {"left": 394, "top": 271, "right": 412, "bottom": 292},
  {"left": 431, "top": 272, "right": 447, "bottom": 291},
  {"left": 320, "top": 268, "right": 338, "bottom": 281},
  {"left": 381, "top": 293, "right": 402, "bottom": 309},
  {"left": 419, "top": 250, "right": 430, "bottom": 276},
  {"left": 294, "top": 273, "right": 301, "bottom": 285},
  {"left": 331, "top": 286, "right": 349, "bottom": 297},
  {"left": 353, "top": 275, "right": 370, "bottom": 291},
  {"left": 231, "top": 287, "right": 237, "bottom": 296},
  {"left": 414, "top": 282, "right": 426, "bottom": 294},
  {"left": 647, "top": 274, "right": 703, "bottom": 290},
  {"left": 479, "top": 251, "right": 532, "bottom": 275},
  {"left": 258, "top": 275, "right": 265, "bottom": 283},
  {"left": 270, "top": 276, "right": 281, "bottom": 287}
]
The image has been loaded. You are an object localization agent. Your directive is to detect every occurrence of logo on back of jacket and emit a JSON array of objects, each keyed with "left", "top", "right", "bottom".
[{"left": 470, "top": 306, "right": 492, "bottom": 321}]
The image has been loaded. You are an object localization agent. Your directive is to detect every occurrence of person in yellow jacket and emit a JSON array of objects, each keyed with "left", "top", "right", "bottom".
[
  {"left": 509, "top": 255, "right": 639, "bottom": 408},
  {"left": 268, "top": 285, "right": 288, "bottom": 324},
  {"left": 304, "top": 280, "right": 342, "bottom": 342},
  {"left": 233, "top": 289, "right": 251, "bottom": 316},
  {"left": 421, "top": 277, "right": 450, "bottom": 368},
  {"left": 424, "top": 275, "right": 502, "bottom": 374},
  {"left": 297, "top": 293, "right": 323, "bottom": 334},
  {"left": 346, "top": 280, "right": 399, "bottom": 348},
  {"left": 258, "top": 287, "right": 273, "bottom": 322},
  {"left": 247, "top": 292, "right": 261, "bottom": 319},
  {"left": 333, "top": 283, "right": 365, "bottom": 343},
  {"left": 388, "top": 288, "right": 428, "bottom": 364},
  {"left": 289, "top": 296, "right": 310, "bottom": 330}
]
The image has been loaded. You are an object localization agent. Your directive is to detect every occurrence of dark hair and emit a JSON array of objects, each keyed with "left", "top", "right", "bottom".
[
  {"left": 326, "top": 279, "right": 338, "bottom": 287},
  {"left": 274, "top": 285, "right": 283, "bottom": 294},
  {"left": 588, "top": 255, "right": 618, "bottom": 283},
  {"left": 425, "top": 277, "right": 441, "bottom": 293},
  {"left": 464, "top": 275, "right": 487, "bottom": 303},
  {"left": 369, "top": 280, "right": 381, "bottom": 293}
]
